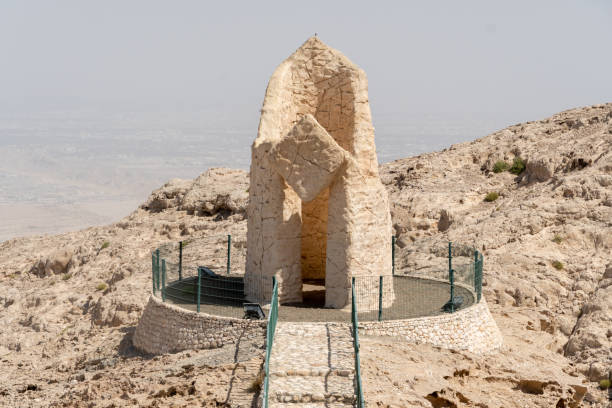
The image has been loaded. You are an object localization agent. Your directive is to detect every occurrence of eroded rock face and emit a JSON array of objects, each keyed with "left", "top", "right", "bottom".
[
  {"left": 245, "top": 37, "right": 393, "bottom": 309},
  {"left": 564, "top": 262, "right": 612, "bottom": 381},
  {"left": 141, "top": 168, "right": 248, "bottom": 218}
]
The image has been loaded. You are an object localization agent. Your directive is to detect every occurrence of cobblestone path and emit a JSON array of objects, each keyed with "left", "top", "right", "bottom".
[{"left": 267, "top": 322, "right": 356, "bottom": 407}]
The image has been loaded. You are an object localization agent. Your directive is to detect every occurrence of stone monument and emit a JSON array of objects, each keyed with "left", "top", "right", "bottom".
[{"left": 245, "top": 37, "right": 393, "bottom": 310}]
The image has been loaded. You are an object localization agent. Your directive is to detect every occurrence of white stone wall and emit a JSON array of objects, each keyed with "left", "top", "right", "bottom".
[
  {"left": 359, "top": 299, "right": 503, "bottom": 354},
  {"left": 133, "top": 296, "right": 265, "bottom": 355},
  {"left": 133, "top": 294, "right": 501, "bottom": 355}
]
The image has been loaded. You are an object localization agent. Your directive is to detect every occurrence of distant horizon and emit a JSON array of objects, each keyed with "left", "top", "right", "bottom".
[
  {"left": 0, "top": 100, "right": 609, "bottom": 242},
  {"left": 1, "top": 1, "right": 611, "bottom": 240}
]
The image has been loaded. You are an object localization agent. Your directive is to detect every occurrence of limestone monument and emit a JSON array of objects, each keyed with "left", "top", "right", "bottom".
[{"left": 245, "top": 37, "right": 393, "bottom": 310}]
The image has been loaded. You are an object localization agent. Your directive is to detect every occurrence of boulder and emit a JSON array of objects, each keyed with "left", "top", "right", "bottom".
[
  {"left": 524, "top": 156, "right": 555, "bottom": 183},
  {"left": 180, "top": 168, "right": 248, "bottom": 216},
  {"left": 90, "top": 296, "right": 142, "bottom": 327},
  {"left": 32, "top": 249, "right": 73, "bottom": 277},
  {"left": 141, "top": 178, "right": 192, "bottom": 212}
]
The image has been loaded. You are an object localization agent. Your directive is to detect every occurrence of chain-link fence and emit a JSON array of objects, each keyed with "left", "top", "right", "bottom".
[
  {"left": 352, "top": 240, "right": 482, "bottom": 321},
  {"left": 151, "top": 233, "right": 272, "bottom": 318},
  {"left": 151, "top": 234, "right": 483, "bottom": 322}
]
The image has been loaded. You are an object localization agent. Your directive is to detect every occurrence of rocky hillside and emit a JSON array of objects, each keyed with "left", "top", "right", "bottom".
[{"left": 0, "top": 103, "right": 610, "bottom": 407}]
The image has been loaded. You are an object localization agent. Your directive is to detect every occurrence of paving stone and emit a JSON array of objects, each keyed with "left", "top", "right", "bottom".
[{"left": 267, "top": 322, "right": 357, "bottom": 407}]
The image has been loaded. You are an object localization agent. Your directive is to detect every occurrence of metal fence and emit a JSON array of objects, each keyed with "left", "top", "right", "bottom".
[
  {"left": 151, "top": 233, "right": 270, "bottom": 318},
  {"left": 351, "top": 241, "right": 483, "bottom": 322},
  {"left": 151, "top": 234, "right": 484, "bottom": 321}
]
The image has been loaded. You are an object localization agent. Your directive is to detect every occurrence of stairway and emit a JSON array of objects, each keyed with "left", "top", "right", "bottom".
[{"left": 266, "top": 322, "right": 357, "bottom": 407}]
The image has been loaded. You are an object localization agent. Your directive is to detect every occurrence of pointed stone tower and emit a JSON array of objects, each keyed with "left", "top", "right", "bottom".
[{"left": 245, "top": 37, "right": 393, "bottom": 310}]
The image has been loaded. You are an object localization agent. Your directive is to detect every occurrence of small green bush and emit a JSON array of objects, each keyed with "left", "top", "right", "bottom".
[
  {"left": 485, "top": 192, "right": 499, "bottom": 202},
  {"left": 600, "top": 379, "right": 611, "bottom": 390},
  {"left": 493, "top": 161, "right": 509, "bottom": 173},
  {"left": 551, "top": 260, "right": 564, "bottom": 270},
  {"left": 100, "top": 241, "right": 110, "bottom": 250},
  {"left": 96, "top": 283, "right": 108, "bottom": 291},
  {"left": 62, "top": 273, "right": 72, "bottom": 281},
  {"left": 552, "top": 235, "right": 563, "bottom": 244},
  {"left": 509, "top": 157, "right": 526, "bottom": 175}
]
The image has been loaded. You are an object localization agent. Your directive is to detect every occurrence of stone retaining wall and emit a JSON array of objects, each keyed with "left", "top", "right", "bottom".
[
  {"left": 133, "top": 295, "right": 501, "bottom": 355},
  {"left": 133, "top": 295, "right": 265, "bottom": 355},
  {"left": 359, "top": 298, "right": 502, "bottom": 354}
]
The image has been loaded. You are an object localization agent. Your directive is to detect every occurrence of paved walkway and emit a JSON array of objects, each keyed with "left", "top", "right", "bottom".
[{"left": 266, "top": 322, "right": 356, "bottom": 407}]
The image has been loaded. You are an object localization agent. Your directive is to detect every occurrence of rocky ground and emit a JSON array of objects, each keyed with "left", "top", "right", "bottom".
[{"left": 0, "top": 103, "right": 610, "bottom": 407}]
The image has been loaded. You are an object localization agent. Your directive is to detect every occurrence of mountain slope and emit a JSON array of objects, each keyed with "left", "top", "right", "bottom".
[{"left": 0, "top": 103, "right": 610, "bottom": 407}]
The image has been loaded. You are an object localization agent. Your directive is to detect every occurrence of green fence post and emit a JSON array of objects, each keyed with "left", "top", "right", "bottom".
[
  {"left": 178, "top": 241, "right": 183, "bottom": 281},
  {"left": 477, "top": 253, "right": 483, "bottom": 303},
  {"left": 448, "top": 242, "right": 454, "bottom": 313},
  {"left": 161, "top": 259, "right": 166, "bottom": 302},
  {"left": 197, "top": 268, "right": 201, "bottom": 313},
  {"left": 473, "top": 249, "right": 478, "bottom": 296},
  {"left": 448, "top": 241, "right": 452, "bottom": 277},
  {"left": 155, "top": 249, "right": 160, "bottom": 291},
  {"left": 378, "top": 276, "right": 383, "bottom": 321},
  {"left": 391, "top": 235, "right": 396, "bottom": 276},
  {"left": 151, "top": 253, "right": 156, "bottom": 295},
  {"left": 227, "top": 234, "right": 231, "bottom": 275},
  {"left": 449, "top": 268, "right": 455, "bottom": 313}
]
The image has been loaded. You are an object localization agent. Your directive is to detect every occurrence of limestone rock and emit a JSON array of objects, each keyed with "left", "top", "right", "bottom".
[
  {"left": 181, "top": 168, "right": 248, "bottom": 216},
  {"left": 141, "top": 178, "right": 192, "bottom": 212},
  {"left": 524, "top": 156, "right": 555, "bottom": 183},
  {"left": 90, "top": 295, "right": 142, "bottom": 327},
  {"left": 269, "top": 114, "right": 347, "bottom": 202},
  {"left": 32, "top": 249, "right": 73, "bottom": 277},
  {"left": 141, "top": 168, "right": 248, "bottom": 218}
]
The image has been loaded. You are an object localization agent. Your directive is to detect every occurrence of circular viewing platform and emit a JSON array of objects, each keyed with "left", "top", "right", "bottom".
[
  {"left": 148, "top": 234, "right": 482, "bottom": 322},
  {"left": 133, "top": 234, "right": 502, "bottom": 355}
]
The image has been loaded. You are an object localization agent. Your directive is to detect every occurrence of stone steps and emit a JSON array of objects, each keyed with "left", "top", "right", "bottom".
[
  {"left": 269, "top": 404, "right": 355, "bottom": 408},
  {"left": 266, "top": 322, "right": 357, "bottom": 407},
  {"left": 269, "top": 374, "right": 355, "bottom": 405}
]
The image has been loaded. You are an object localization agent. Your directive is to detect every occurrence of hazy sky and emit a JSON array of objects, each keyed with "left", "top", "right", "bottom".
[{"left": 1, "top": 0, "right": 611, "bottom": 125}]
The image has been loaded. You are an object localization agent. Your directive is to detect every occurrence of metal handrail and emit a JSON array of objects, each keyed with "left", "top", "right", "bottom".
[
  {"left": 262, "top": 277, "right": 278, "bottom": 408},
  {"left": 352, "top": 277, "right": 366, "bottom": 408}
]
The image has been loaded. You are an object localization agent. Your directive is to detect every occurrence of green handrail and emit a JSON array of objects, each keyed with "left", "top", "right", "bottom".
[
  {"left": 475, "top": 250, "right": 483, "bottom": 302},
  {"left": 263, "top": 277, "right": 278, "bottom": 408},
  {"left": 391, "top": 235, "right": 396, "bottom": 276},
  {"left": 178, "top": 241, "right": 183, "bottom": 281},
  {"left": 151, "top": 252, "right": 157, "bottom": 295},
  {"left": 226, "top": 234, "right": 232, "bottom": 275},
  {"left": 352, "top": 277, "right": 366, "bottom": 408},
  {"left": 161, "top": 259, "right": 166, "bottom": 302},
  {"left": 155, "top": 249, "right": 160, "bottom": 291}
]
